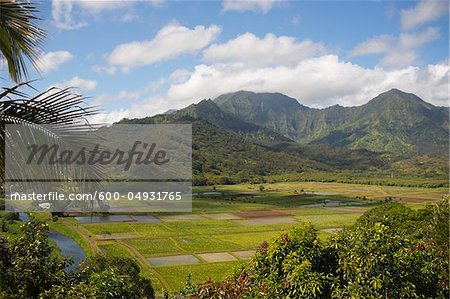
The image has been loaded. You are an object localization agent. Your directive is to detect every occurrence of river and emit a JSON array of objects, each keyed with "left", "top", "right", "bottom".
[{"left": 18, "top": 212, "right": 86, "bottom": 271}]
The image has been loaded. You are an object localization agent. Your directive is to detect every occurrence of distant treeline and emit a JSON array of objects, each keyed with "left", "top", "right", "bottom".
[{"left": 193, "top": 171, "right": 448, "bottom": 188}]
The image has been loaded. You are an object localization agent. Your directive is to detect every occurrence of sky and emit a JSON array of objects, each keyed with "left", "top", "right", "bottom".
[{"left": 0, "top": 0, "right": 448, "bottom": 123}]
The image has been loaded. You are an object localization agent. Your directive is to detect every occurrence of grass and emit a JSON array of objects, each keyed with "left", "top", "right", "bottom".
[
  {"left": 83, "top": 223, "right": 134, "bottom": 235},
  {"left": 175, "top": 236, "right": 241, "bottom": 253},
  {"left": 208, "top": 182, "right": 446, "bottom": 202},
  {"left": 296, "top": 213, "right": 363, "bottom": 229},
  {"left": 64, "top": 181, "right": 447, "bottom": 296},
  {"left": 129, "top": 223, "right": 178, "bottom": 238},
  {"left": 215, "top": 231, "right": 281, "bottom": 249},
  {"left": 101, "top": 242, "right": 135, "bottom": 258},
  {"left": 123, "top": 238, "right": 182, "bottom": 256},
  {"left": 155, "top": 261, "right": 244, "bottom": 291}
]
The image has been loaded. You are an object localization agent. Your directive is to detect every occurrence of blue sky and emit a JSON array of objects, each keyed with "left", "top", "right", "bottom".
[{"left": 1, "top": 0, "right": 448, "bottom": 123}]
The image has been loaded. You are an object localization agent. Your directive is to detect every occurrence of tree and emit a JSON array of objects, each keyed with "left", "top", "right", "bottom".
[
  {"left": 0, "top": 218, "right": 154, "bottom": 298},
  {"left": 0, "top": 1, "right": 101, "bottom": 210},
  {"left": 189, "top": 203, "right": 449, "bottom": 298},
  {"left": 0, "top": 0, "right": 45, "bottom": 83},
  {"left": 0, "top": 218, "right": 70, "bottom": 298},
  {"left": 77, "top": 255, "right": 154, "bottom": 299}
]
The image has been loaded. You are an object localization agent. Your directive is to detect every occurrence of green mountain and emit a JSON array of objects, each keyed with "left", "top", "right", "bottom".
[
  {"left": 170, "top": 99, "right": 291, "bottom": 142},
  {"left": 215, "top": 89, "right": 449, "bottom": 155},
  {"left": 215, "top": 91, "right": 309, "bottom": 140},
  {"left": 116, "top": 89, "right": 449, "bottom": 185},
  {"left": 118, "top": 105, "right": 399, "bottom": 184}
]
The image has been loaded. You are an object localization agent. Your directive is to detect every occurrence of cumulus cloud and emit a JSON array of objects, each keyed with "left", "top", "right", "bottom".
[
  {"left": 88, "top": 109, "right": 131, "bottom": 124},
  {"left": 35, "top": 51, "right": 73, "bottom": 74},
  {"left": 57, "top": 76, "right": 98, "bottom": 91},
  {"left": 222, "top": 0, "right": 280, "bottom": 13},
  {"left": 401, "top": 0, "right": 449, "bottom": 31},
  {"left": 88, "top": 96, "right": 169, "bottom": 124},
  {"left": 168, "top": 68, "right": 191, "bottom": 83},
  {"left": 350, "top": 27, "right": 440, "bottom": 69},
  {"left": 164, "top": 56, "right": 449, "bottom": 110},
  {"left": 106, "top": 22, "right": 221, "bottom": 71},
  {"left": 94, "top": 55, "right": 449, "bottom": 123},
  {"left": 204, "top": 32, "right": 325, "bottom": 67}
]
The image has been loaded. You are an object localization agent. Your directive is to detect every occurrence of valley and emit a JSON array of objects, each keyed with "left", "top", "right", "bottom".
[{"left": 24, "top": 181, "right": 447, "bottom": 295}]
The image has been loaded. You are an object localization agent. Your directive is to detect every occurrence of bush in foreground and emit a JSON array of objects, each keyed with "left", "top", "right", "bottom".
[
  {"left": 0, "top": 218, "right": 154, "bottom": 299},
  {"left": 188, "top": 201, "right": 449, "bottom": 298}
]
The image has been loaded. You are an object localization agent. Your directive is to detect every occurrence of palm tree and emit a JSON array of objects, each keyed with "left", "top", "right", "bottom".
[
  {"left": 0, "top": 0, "right": 45, "bottom": 83},
  {"left": 0, "top": 1, "right": 102, "bottom": 212}
]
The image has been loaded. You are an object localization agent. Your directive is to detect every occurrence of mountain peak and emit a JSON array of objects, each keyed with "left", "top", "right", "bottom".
[
  {"left": 364, "top": 88, "right": 431, "bottom": 110},
  {"left": 214, "top": 90, "right": 306, "bottom": 111}
]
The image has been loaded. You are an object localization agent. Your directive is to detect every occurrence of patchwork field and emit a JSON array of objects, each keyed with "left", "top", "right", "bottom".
[{"left": 65, "top": 182, "right": 446, "bottom": 295}]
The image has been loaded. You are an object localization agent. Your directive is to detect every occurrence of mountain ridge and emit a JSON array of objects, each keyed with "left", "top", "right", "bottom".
[
  {"left": 116, "top": 88, "right": 449, "bottom": 185},
  {"left": 213, "top": 89, "right": 449, "bottom": 155}
]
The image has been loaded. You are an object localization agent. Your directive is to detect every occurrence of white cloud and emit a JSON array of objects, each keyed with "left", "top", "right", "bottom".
[
  {"left": 51, "top": 0, "right": 162, "bottom": 30},
  {"left": 88, "top": 109, "right": 130, "bottom": 124},
  {"left": 88, "top": 96, "right": 170, "bottom": 124},
  {"left": 92, "top": 65, "right": 117, "bottom": 75},
  {"left": 380, "top": 27, "right": 440, "bottom": 68},
  {"left": 57, "top": 76, "right": 98, "bottom": 91},
  {"left": 349, "top": 35, "right": 395, "bottom": 56},
  {"left": 35, "top": 51, "right": 73, "bottom": 74},
  {"left": 401, "top": 0, "right": 449, "bottom": 31},
  {"left": 52, "top": 0, "right": 87, "bottom": 30},
  {"left": 147, "top": 78, "right": 166, "bottom": 94},
  {"left": 222, "top": 0, "right": 279, "bottom": 13},
  {"left": 397, "top": 27, "right": 440, "bottom": 49},
  {"left": 92, "top": 55, "right": 449, "bottom": 122},
  {"left": 350, "top": 27, "right": 440, "bottom": 69},
  {"left": 106, "top": 22, "right": 221, "bottom": 71},
  {"left": 163, "top": 56, "right": 449, "bottom": 111},
  {"left": 92, "top": 90, "right": 141, "bottom": 106},
  {"left": 168, "top": 68, "right": 191, "bottom": 83},
  {"left": 91, "top": 54, "right": 448, "bottom": 122},
  {"left": 203, "top": 32, "right": 326, "bottom": 67}
]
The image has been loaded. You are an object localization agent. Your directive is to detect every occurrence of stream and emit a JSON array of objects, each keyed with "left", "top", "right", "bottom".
[{"left": 18, "top": 212, "right": 86, "bottom": 272}]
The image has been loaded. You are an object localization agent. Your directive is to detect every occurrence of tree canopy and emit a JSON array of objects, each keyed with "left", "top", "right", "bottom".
[{"left": 188, "top": 200, "right": 449, "bottom": 298}]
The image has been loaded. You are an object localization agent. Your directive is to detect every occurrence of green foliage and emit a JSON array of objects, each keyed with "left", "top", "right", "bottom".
[
  {"left": 0, "top": 0, "right": 45, "bottom": 83},
  {"left": 77, "top": 255, "right": 154, "bottom": 299},
  {"left": 0, "top": 218, "right": 154, "bottom": 299},
  {"left": 39, "top": 283, "right": 97, "bottom": 299},
  {"left": 119, "top": 91, "right": 449, "bottom": 187},
  {"left": 0, "top": 219, "right": 70, "bottom": 299},
  {"left": 216, "top": 89, "right": 449, "bottom": 156},
  {"left": 3, "top": 212, "right": 19, "bottom": 221},
  {"left": 334, "top": 220, "right": 448, "bottom": 298},
  {"left": 189, "top": 203, "right": 449, "bottom": 298},
  {"left": 249, "top": 224, "right": 337, "bottom": 298}
]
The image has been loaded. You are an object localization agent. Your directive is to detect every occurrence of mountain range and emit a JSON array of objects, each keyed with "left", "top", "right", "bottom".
[
  {"left": 214, "top": 89, "right": 449, "bottom": 155},
  {"left": 118, "top": 88, "right": 449, "bottom": 184}
]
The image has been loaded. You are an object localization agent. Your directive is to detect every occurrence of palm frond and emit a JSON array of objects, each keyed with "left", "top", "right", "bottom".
[
  {"left": 0, "top": 0, "right": 45, "bottom": 83},
  {"left": 1, "top": 83, "right": 107, "bottom": 212}
]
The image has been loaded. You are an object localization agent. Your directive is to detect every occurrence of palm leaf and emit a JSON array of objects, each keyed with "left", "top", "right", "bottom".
[
  {"left": 1, "top": 83, "right": 108, "bottom": 212},
  {"left": 0, "top": 0, "right": 45, "bottom": 83}
]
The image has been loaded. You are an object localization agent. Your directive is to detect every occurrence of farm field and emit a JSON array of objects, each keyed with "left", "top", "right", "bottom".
[{"left": 59, "top": 182, "right": 447, "bottom": 295}]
